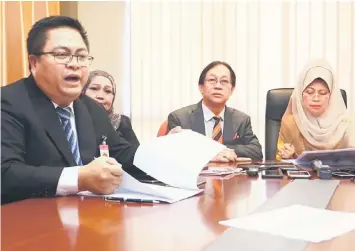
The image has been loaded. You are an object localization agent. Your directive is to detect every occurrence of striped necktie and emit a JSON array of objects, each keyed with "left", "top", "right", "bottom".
[
  {"left": 212, "top": 116, "right": 223, "bottom": 143},
  {"left": 56, "top": 107, "right": 83, "bottom": 166}
]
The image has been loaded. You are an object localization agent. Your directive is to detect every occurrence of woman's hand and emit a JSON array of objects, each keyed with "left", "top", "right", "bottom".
[{"left": 279, "top": 143, "right": 295, "bottom": 159}]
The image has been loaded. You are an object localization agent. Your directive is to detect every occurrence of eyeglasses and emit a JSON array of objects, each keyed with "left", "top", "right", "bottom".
[
  {"left": 35, "top": 52, "right": 94, "bottom": 67},
  {"left": 302, "top": 91, "right": 330, "bottom": 99},
  {"left": 205, "top": 77, "right": 231, "bottom": 87}
]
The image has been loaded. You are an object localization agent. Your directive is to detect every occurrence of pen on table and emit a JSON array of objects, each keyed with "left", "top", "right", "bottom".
[
  {"left": 104, "top": 197, "right": 160, "bottom": 204},
  {"left": 104, "top": 197, "right": 124, "bottom": 202},
  {"left": 126, "top": 198, "right": 160, "bottom": 204}
]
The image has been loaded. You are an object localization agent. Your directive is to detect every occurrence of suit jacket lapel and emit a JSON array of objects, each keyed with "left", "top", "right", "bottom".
[
  {"left": 73, "top": 98, "right": 97, "bottom": 165},
  {"left": 190, "top": 101, "right": 206, "bottom": 135},
  {"left": 223, "top": 107, "right": 234, "bottom": 142},
  {"left": 27, "top": 78, "right": 77, "bottom": 166}
]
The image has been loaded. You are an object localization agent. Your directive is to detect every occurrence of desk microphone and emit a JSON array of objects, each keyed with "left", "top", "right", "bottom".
[
  {"left": 312, "top": 160, "right": 322, "bottom": 171},
  {"left": 312, "top": 159, "right": 332, "bottom": 180}
]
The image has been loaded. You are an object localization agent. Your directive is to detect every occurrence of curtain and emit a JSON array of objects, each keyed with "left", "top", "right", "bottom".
[
  {"left": 0, "top": 1, "right": 60, "bottom": 86},
  {"left": 129, "top": 0, "right": 355, "bottom": 154}
]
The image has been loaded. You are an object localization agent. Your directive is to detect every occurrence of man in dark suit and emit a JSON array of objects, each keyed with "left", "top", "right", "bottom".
[
  {"left": 1, "top": 16, "right": 136, "bottom": 204},
  {"left": 168, "top": 61, "right": 263, "bottom": 161}
]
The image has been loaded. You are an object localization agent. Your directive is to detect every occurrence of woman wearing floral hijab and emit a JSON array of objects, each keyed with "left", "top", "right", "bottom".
[
  {"left": 277, "top": 59, "right": 355, "bottom": 160},
  {"left": 82, "top": 70, "right": 139, "bottom": 146}
]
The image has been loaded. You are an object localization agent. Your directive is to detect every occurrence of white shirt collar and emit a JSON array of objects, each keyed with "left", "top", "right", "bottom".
[
  {"left": 52, "top": 102, "right": 75, "bottom": 115},
  {"left": 202, "top": 102, "right": 225, "bottom": 122}
]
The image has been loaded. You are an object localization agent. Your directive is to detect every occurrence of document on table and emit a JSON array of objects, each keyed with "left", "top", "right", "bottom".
[
  {"left": 219, "top": 204, "right": 355, "bottom": 243},
  {"left": 133, "top": 130, "right": 226, "bottom": 189},
  {"left": 200, "top": 167, "right": 243, "bottom": 176},
  {"left": 281, "top": 159, "right": 297, "bottom": 164},
  {"left": 79, "top": 130, "right": 225, "bottom": 203},
  {"left": 79, "top": 171, "right": 204, "bottom": 203}
]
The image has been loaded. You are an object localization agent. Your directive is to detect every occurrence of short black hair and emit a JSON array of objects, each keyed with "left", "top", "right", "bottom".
[
  {"left": 198, "top": 61, "right": 236, "bottom": 87},
  {"left": 27, "top": 15, "right": 89, "bottom": 57}
]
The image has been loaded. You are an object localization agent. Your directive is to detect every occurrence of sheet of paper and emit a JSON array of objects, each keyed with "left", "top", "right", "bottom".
[
  {"left": 220, "top": 204, "right": 355, "bottom": 243},
  {"left": 142, "top": 184, "right": 203, "bottom": 203},
  {"left": 281, "top": 159, "right": 296, "bottom": 164},
  {"left": 133, "top": 130, "right": 226, "bottom": 189},
  {"left": 78, "top": 171, "right": 203, "bottom": 203},
  {"left": 200, "top": 167, "right": 243, "bottom": 176}
]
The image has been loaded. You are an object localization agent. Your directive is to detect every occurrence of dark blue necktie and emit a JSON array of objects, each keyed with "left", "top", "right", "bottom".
[{"left": 56, "top": 107, "right": 83, "bottom": 166}]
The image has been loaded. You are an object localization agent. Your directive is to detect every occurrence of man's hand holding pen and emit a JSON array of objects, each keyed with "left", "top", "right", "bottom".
[{"left": 78, "top": 156, "right": 123, "bottom": 195}]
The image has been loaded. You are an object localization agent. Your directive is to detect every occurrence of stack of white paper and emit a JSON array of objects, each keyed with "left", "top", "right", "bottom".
[
  {"left": 80, "top": 130, "right": 226, "bottom": 203},
  {"left": 219, "top": 204, "right": 355, "bottom": 243}
]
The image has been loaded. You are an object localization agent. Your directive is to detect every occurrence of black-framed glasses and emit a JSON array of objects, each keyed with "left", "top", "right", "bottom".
[{"left": 34, "top": 52, "right": 94, "bottom": 66}]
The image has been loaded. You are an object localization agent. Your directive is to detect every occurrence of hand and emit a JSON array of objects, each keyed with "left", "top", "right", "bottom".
[
  {"left": 211, "top": 148, "right": 238, "bottom": 163},
  {"left": 78, "top": 156, "right": 123, "bottom": 195},
  {"left": 168, "top": 126, "right": 189, "bottom": 135},
  {"left": 279, "top": 143, "right": 295, "bottom": 159}
]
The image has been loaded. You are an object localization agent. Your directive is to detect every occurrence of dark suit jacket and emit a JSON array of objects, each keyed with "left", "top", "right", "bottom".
[
  {"left": 167, "top": 101, "right": 263, "bottom": 160},
  {"left": 1, "top": 76, "right": 138, "bottom": 204},
  {"left": 117, "top": 115, "right": 140, "bottom": 146}
]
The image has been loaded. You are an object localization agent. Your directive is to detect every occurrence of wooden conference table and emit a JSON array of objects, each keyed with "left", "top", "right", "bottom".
[{"left": 2, "top": 162, "right": 355, "bottom": 251}]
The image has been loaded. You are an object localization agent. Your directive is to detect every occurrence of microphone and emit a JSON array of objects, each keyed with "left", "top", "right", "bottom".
[
  {"left": 312, "top": 159, "right": 323, "bottom": 171},
  {"left": 312, "top": 159, "right": 332, "bottom": 179}
]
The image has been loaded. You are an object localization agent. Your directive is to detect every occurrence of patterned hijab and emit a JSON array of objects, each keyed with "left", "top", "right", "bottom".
[{"left": 82, "top": 70, "right": 121, "bottom": 130}]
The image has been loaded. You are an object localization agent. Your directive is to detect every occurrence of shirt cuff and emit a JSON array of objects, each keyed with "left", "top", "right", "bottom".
[{"left": 56, "top": 166, "right": 80, "bottom": 196}]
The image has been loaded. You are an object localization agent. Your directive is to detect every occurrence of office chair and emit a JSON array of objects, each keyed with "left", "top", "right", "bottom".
[
  {"left": 264, "top": 88, "right": 347, "bottom": 160},
  {"left": 157, "top": 120, "right": 169, "bottom": 137}
]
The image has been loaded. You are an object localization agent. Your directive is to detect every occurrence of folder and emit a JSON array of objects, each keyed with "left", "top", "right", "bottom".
[{"left": 283, "top": 148, "right": 355, "bottom": 170}]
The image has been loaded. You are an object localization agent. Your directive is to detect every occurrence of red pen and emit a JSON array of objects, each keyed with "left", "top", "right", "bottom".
[{"left": 100, "top": 135, "right": 109, "bottom": 157}]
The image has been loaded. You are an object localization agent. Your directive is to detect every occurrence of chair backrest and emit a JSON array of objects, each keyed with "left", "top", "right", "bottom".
[
  {"left": 157, "top": 120, "right": 169, "bottom": 137},
  {"left": 264, "top": 88, "right": 347, "bottom": 160}
]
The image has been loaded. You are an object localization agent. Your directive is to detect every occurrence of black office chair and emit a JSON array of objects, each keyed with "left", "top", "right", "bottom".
[{"left": 264, "top": 88, "right": 347, "bottom": 160}]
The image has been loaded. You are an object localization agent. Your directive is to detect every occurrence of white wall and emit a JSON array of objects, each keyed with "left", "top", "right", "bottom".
[{"left": 77, "top": 1, "right": 126, "bottom": 113}]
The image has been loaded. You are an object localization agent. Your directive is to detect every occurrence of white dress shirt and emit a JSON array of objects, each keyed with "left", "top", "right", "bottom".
[
  {"left": 201, "top": 102, "right": 225, "bottom": 138},
  {"left": 52, "top": 102, "right": 81, "bottom": 196}
]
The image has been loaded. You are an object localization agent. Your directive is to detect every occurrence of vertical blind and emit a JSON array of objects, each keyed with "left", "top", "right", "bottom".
[{"left": 0, "top": 1, "right": 60, "bottom": 86}]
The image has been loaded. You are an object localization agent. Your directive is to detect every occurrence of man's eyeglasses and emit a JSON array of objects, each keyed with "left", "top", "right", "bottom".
[
  {"left": 205, "top": 78, "right": 231, "bottom": 87},
  {"left": 34, "top": 52, "right": 94, "bottom": 67}
]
